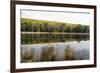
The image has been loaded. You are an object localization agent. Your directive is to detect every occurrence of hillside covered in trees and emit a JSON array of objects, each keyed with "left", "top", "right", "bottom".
[{"left": 21, "top": 18, "right": 90, "bottom": 33}]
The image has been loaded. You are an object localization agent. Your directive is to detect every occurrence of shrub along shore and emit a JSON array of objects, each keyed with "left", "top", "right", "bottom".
[{"left": 21, "top": 18, "right": 90, "bottom": 33}]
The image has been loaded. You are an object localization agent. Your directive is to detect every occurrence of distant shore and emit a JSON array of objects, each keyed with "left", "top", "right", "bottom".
[{"left": 21, "top": 32, "right": 89, "bottom": 35}]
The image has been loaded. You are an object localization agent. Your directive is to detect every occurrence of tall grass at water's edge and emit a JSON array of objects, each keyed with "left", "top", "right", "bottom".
[
  {"left": 40, "top": 46, "right": 58, "bottom": 61},
  {"left": 64, "top": 45, "right": 75, "bottom": 60},
  {"left": 21, "top": 45, "right": 75, "bottom": 63},
  {"left": 21, "top": 48, "right": 35, "bottom": 63},
  {"left": 21, "top": 45, "right": 88, "bottom": 63}
]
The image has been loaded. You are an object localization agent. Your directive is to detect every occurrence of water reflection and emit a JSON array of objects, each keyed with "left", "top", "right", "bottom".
[{"left": 21, "top": 34, "right": 89, "bottom": 44}]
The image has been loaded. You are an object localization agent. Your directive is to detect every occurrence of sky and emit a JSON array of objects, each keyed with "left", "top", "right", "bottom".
[{"left": 21, "top": 10, "right": 90, "bottom": 25}]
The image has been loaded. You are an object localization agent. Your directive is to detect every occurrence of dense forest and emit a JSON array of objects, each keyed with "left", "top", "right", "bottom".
[{"left": 21, "top": 18, "right": 90, "bottom": 33}]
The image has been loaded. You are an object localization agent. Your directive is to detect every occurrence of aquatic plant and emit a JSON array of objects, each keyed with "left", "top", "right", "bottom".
[
  {"left": 21, "top": 48, "right": 35, "bottom": 63},
  {"left": 64, "top": 45, "right": 75, "bottom": 60},
  {"left": 40, "top": 46, "right": 57, "bottom": 61}
]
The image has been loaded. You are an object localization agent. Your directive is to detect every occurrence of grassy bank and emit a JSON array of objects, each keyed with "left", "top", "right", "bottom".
[{"left": 21, "top": 32, "right": 89, "bottom": 35}]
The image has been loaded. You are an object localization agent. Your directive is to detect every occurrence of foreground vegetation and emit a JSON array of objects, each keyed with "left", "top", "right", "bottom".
[
  {"left": 21, "top": 48, "right": 35, "bottom": 62},
  {"left": 21, "top": 18, "right": 90, "bottom": 33},
  {"left": 40, "top": 46, "right": 57, "bottom": 61},
  {"left": 64, "top": 45, "right": 75, "bottom": 60},
  {"left": 21, "top": 45, "right": 77, "bottom": 62}
]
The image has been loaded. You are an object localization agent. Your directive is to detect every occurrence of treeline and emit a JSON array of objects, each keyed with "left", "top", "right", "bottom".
[{"left": 21, "top": 18, "right": 90, "bottom": 33}]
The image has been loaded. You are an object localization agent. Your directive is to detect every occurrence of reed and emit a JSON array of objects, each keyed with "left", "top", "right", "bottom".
[
  {"left": 21, "top": 48, "right": 35, "bottom": 63},
  {"left": 64, "top": 45, "right": 75, "bottom": 60},
  {"left": 40, "top": 46, "right": 57, "bottom": 61}
]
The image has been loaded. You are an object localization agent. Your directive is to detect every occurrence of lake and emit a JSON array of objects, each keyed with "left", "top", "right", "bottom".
[{"left": 21, "top": 34, "right": 90, "bottom": 63}]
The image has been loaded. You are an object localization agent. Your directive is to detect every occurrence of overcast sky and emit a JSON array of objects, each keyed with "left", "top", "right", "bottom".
[{"left": 21, "top": 10, "right": 90, "bottom": 25}]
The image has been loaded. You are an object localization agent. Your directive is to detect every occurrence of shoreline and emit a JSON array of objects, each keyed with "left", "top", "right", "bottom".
[{"left": 21, "top": 32, "right": 89, "bottom": 35}]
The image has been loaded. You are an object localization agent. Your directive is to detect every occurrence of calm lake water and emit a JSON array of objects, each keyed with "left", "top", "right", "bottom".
[
  {"left": 21, "top": 34, "right": 90, "bottom": 62},
  {"left": 21, "top": 34, "right": 89, "bottom": 44}
]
